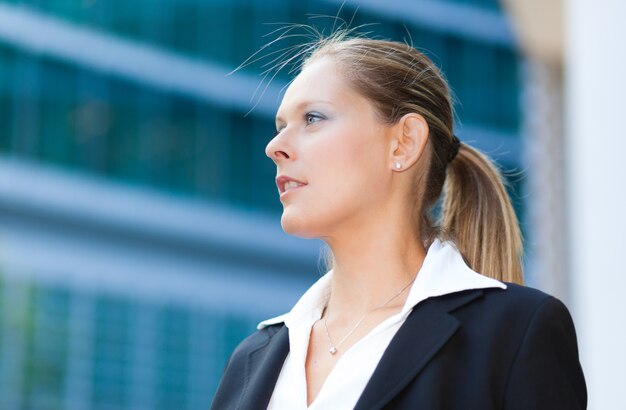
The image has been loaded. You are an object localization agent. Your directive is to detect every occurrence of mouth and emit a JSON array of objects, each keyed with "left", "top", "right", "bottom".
[
  {"left": 280, "top": 182, "right": 307, "bottom": 198},
  {"left": 276, "top": 175, "right": 308, "bottom": 195}
]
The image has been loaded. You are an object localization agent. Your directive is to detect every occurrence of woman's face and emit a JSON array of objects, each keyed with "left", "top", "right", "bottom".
[{"left": 266, "top": 57, "right": 396, "bottom": 240}]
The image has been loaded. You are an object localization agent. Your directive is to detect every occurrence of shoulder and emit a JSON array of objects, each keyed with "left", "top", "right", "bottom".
[
  {"left": 486, "top": 281, "right": 551, "bottom": 303},
  {"left": 448, "top": 283, "right": 579, "bottom": 348},
  {"left": 448, "top": 283, "right": 586, "bottom": 404},
  {"left": 224, "top": 322, "right": 286, "bottom": 374},
  {"left": 228, "top": 322, "right": 285, "bottom": 363},
  {"left": 488, "top": 285, "right": 588, "bottom": 407},
  {"left": 490, "top": 283, "right": 580, "bottom": 343},
  {"left": 211, "top": 323, "right": 286, "bottom": 409},
  {"left": 480, "top": 282, "right": 570, "bottom": 320}
]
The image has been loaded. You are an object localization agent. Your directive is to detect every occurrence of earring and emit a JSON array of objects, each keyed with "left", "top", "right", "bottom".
[{"left": 395, "top": 162, "right": 402, "bottom": 169}]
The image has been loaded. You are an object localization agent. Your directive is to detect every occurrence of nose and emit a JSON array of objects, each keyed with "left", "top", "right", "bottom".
[{"left": 265, "top": 132, "right": 292, "bottom": 163}]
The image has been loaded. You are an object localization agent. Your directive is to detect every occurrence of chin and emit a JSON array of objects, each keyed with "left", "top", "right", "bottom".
[{"left": 280, "top": 209, "right": 320, "bottom": 239}]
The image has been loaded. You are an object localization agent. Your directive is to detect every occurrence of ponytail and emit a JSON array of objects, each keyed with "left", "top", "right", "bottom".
[{"left": 441, "top": 143, "right": 524, "bottom": 284}]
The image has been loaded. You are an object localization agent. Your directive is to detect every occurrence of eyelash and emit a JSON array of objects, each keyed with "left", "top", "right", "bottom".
[
  {"left": 305, "top": 112, "right": 324, "bottom": 125},
  {"left": 274, "top": 112, "right": 325, "bottom": 136}
]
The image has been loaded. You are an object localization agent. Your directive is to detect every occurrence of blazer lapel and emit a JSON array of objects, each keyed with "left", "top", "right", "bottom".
[
  {"left": 238, "top": 324, "right": 290, "bottom": 410},
  {"left": 353, "top": 289, "right": 484, "bottom": 410}
]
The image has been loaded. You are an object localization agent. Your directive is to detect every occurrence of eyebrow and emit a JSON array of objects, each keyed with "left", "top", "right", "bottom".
[{"left": 275, "top": 100, "right": 334, "bottom": 124}]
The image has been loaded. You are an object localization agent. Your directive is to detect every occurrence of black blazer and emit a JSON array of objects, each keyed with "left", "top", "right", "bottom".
[{"left": 210, "top": 283, "right": 587, "bottom": 409}]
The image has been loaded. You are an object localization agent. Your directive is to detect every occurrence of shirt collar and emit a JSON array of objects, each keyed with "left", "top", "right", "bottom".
[{"left": 257, "top": 238, "right": 506, "bottom": 330}]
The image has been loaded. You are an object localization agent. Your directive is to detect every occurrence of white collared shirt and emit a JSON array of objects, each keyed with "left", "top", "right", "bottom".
[{"left": 257, "top": 239, "right": 507, "bottom": 410}]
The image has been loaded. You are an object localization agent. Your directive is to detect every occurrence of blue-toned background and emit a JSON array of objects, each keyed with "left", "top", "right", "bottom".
[{"left": 0, "top": 0, "right": 526, "bottom": 408}]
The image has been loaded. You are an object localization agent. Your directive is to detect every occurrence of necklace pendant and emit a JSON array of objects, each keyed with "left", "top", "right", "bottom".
[{"left": 329, "top": 347, "right": 338, "bottom": 355}]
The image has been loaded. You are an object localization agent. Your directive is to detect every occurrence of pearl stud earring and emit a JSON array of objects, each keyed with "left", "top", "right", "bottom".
[{"left": 395, "top": 162, "right": 402, "bottom": 169}]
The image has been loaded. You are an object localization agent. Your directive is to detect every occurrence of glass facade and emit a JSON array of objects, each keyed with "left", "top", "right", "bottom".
[
  {"left": 0, "top": 0, "right": 524, "bottom": 408},
  {"left": 0, "top": 0, "right": 521, "bottom": 213},
  {"left": 0, "top": 275, "right": 255, "bottom": 409}
]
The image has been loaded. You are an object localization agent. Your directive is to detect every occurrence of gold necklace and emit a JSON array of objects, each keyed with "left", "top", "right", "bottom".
[{"left": 322, "top": 276, "right": 416, "bottom": 355}]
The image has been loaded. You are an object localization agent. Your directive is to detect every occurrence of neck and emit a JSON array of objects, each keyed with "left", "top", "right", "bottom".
[{"left": 323, "top": 222, "right": 426, "bottom": 326}]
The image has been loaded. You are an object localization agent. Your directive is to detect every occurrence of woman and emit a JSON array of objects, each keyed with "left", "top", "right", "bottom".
[{"left": 211, "top": 30, "right": 586, "bottom": 409}]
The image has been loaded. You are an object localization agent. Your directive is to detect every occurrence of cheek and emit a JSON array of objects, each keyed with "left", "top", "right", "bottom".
[
  {"left": 310, "top": 128, "right": 388, "bottom": 208},
  {"left": 318, "top": 130, "right": 369, "bottom": 180},
  {"left": 342, "top": 125, "right": 387, "bottom": 180},
  {"left": 279, "top": 122, "right": 389, "bottom": 236}
]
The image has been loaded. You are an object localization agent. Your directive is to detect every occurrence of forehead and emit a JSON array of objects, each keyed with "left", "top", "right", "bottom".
[{"left": 276, "top": 58, "right": 356, "bottom": 119}]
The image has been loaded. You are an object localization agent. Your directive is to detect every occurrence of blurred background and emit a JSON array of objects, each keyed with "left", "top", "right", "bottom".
[{"left": 0, "top": 0, "right": 623, "bottom": 409}]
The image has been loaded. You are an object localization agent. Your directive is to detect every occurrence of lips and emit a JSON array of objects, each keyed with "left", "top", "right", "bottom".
[{"left": 276, "top": 175, "right": 308, "bottom": 194}]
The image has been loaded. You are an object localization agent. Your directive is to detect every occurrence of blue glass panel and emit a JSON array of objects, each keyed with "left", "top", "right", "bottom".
[
  {"left": 0, "top": 46, "right": 13, "bottom": 152},
  {"left": 23, "top": 286, "right": 70, "bottom": 409},
  {"left": 92, "top": 295, "right": 132, "bottom": 409},
  {"left": 155, "top": 305, "right": 190, "bottom": 410}
]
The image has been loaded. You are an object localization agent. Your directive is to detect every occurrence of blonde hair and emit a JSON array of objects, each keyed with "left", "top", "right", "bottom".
[{"left": 251, "top": 27, "right": 524, "bottom": 284}]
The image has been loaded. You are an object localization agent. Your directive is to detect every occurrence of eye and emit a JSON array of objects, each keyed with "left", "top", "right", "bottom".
[
  {"left": 274, "top": 123, "right": 286, "bottom": 136},
  {"left": 305, "top": 112, "right": 324, "bottom": 126}
]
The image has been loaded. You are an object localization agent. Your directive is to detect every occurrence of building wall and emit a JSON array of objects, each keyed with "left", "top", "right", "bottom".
[
  {"left": 0, "top": 0, "right": 524, "bottom": 408},
  {"left": 566, "top": 0, "right": 626, "bottom": 407}
]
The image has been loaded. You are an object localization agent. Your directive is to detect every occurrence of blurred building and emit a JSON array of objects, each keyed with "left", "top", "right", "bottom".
[
  {"left": 0, "top": 0, "right": 524, "bottom": 408},
  {"left": 505, "top": 0, "right": 626, "bottom": 408}
]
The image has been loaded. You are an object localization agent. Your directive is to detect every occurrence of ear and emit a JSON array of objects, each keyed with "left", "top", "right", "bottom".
[{"left": 388, "top": 113, "right": 429, "bottom": 171}]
